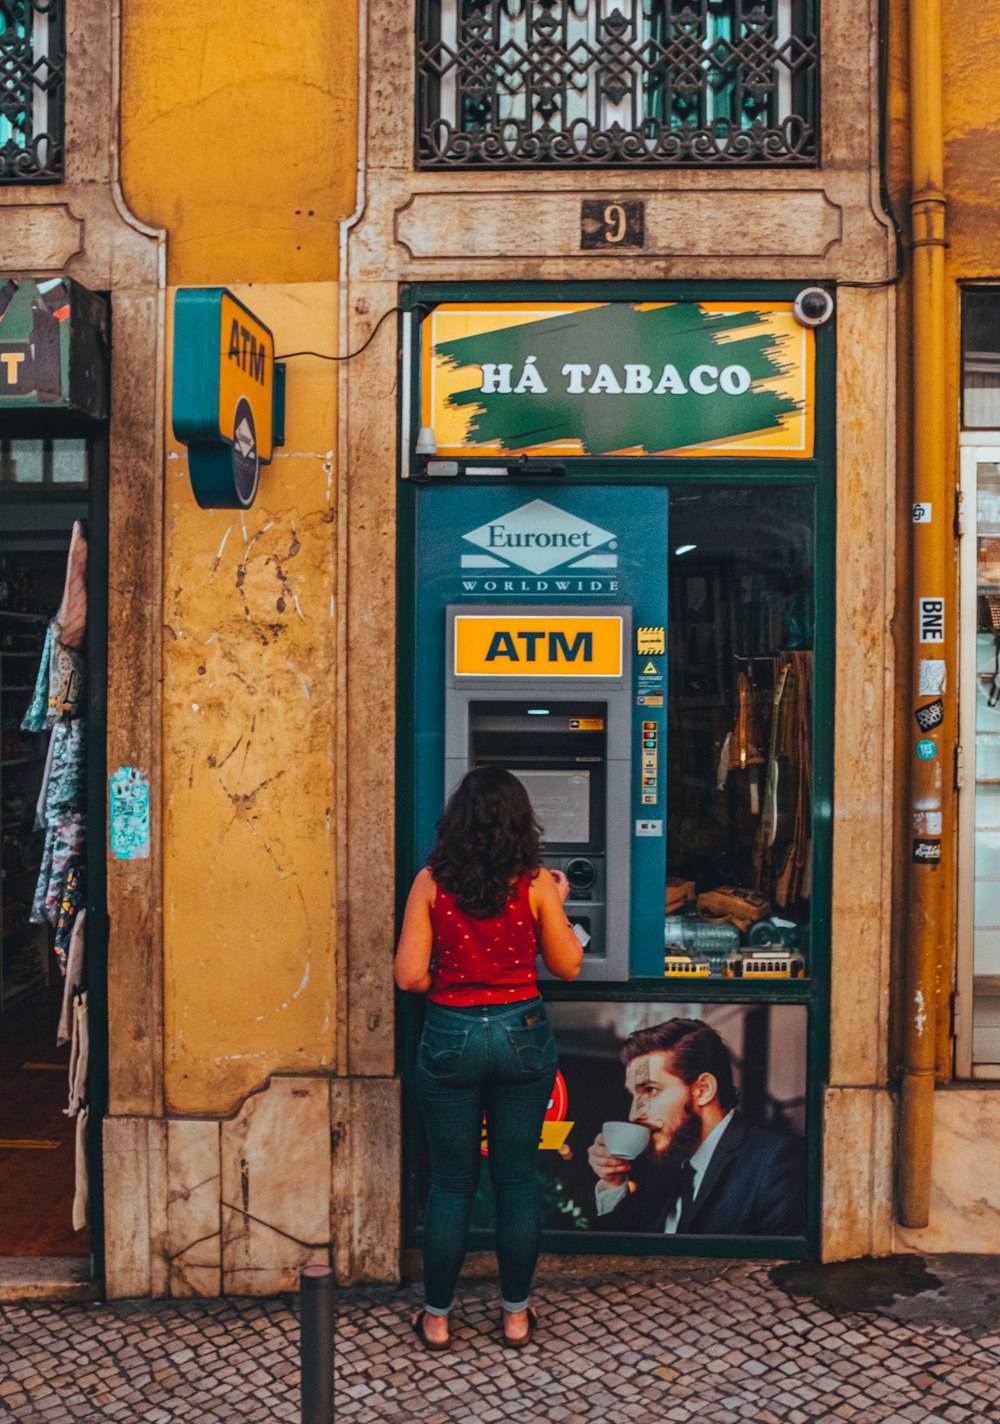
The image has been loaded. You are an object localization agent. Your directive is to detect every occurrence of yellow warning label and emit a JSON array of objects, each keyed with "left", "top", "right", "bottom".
[
  {"left": 642, "top": 660, "right": 659, "bottom": 675},
  {"left": 454, "top": 616, "right": 623, "bottom": 677},
  {"left": 636, "top": 627, "right": 666, "bottom": 655}
]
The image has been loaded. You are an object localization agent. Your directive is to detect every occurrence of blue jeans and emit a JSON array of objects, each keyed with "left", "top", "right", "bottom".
[{"left": 416, "top": 996, "right": 558, "bottom": 1315}]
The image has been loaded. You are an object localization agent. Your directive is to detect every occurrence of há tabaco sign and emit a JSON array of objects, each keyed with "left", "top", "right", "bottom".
[{"left": 422, "top": 300, "right": 814, "bottom": 460}]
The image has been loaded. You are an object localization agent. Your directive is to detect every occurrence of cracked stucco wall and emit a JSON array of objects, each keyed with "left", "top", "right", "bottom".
[
  {"left": 161, "top": 282, "right": 340, "bottom": 1115},
  {"left": 119, "top": 3, "right": 358, "bottom": 1117}
]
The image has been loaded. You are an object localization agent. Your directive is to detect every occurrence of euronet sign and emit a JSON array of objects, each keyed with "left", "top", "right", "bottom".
[
  {"left": 462, "top": 500, "right": 617, "bottom": 575},
  {"left": 421, "top": 300, "right": 814, "bottom": 460}
]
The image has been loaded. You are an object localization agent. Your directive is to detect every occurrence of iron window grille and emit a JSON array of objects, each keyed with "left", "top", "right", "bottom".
[
  {"left": 417, "top": 1, "right": 818, "bottom": 168},
  {"left": 0, "top": 0, "right": 64, "bottom": 182}
]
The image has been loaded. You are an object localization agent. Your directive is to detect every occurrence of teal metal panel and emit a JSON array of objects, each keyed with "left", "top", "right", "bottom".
[{"left": 171, "top": 288, "right": 224, "bottom": 444}]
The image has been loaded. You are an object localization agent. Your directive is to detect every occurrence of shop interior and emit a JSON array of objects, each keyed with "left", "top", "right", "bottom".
[
  {"left": 0, "top": 438, "right": 91, "bottom": 1257},
  {"left": 663, "top": 485, "right": 815, "bottom": 981}
]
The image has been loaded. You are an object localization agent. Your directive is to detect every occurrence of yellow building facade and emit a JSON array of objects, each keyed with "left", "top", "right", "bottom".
[{"left": 1, "top": 0, "right": 998, "bottom": 1301}]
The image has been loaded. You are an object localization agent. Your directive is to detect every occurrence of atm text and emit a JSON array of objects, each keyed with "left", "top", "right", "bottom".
[
  {"left": 228, "top": 319, "right": 266, "bottom": 384},
  {"left": 485, "top": 631, "right": 593, "bottom": 662}
]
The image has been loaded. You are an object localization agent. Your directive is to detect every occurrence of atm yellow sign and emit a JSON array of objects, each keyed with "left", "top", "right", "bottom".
[
  {"left": 454, "top": 616, "right": 623, "bottom": 677},
  {"left": 219, "top": 291, "right": 274, "bottom": 462}
]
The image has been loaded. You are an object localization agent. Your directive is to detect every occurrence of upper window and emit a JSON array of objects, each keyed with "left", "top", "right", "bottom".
[
  {"left": 417, "top": 1, "right": 818, "bottom": 169},
  {"left": 963, "top": 290, "right": 1000, "bottom": 429},
  {"left": 0, "top": 0, "right": 64, "bottom": 183}
]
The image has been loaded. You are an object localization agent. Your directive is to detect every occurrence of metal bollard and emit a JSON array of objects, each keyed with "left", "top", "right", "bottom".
[{"left": 300, "top": 1264, "right": 335, "bottom": 1424}]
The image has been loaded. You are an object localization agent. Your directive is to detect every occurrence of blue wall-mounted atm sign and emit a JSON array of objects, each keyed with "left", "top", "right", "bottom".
[{"left": 172, "top": 288, "right": 286, "bottom": 509}]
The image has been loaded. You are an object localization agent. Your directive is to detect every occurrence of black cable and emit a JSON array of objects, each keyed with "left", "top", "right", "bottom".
[{"left": 276, "top": 303, "right": 433, "bottom": 362}]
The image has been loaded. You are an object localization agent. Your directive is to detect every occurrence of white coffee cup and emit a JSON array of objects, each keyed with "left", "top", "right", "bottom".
[{"left": 602, "top": 1121, "right": 651, "bottom": 1159}]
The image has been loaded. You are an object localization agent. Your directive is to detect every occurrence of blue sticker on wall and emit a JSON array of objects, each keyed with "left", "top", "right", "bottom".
[{"left": 110, "top": 767, "right": 150, "bottom": 860}]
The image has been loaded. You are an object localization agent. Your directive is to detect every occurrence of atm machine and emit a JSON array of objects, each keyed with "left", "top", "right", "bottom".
[
  {"left": 411, "top": 483, "right": 669, "bottom": 982},
  {"left": 445, "top": 604, "right": 634, "bottom": 980}
]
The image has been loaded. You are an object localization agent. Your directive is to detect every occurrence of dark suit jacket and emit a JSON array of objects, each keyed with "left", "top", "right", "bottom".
[{"left": 599, "top": 1113, "right": 804, "bottom": 1237}]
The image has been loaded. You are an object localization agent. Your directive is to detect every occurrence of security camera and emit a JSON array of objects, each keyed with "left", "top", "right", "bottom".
[{"left": 792, "top": 287, "right": 834, "bottom": 328}]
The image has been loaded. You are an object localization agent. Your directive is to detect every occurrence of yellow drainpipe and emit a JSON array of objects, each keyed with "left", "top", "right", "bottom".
[{"left": 899, "top": 0, "right": 949, "bottom": 1228}]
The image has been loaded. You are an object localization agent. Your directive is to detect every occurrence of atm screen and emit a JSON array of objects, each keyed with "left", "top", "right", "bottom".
[{"left": 512, "top": 769, "right": 590, "bottom": 845}]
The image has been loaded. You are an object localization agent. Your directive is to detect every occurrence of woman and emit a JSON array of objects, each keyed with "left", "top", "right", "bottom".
[{"left": 394, "top": 765, "right": 583, "bottom": 1351}]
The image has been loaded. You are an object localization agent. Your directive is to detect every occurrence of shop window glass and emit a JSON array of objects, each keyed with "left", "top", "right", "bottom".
[
  {"left": 962, "top": 291, "right": 1000, "bottom": 429},
  {"left": 664, "top": 486, "right": 814, "bottom": 979},
  {"left": 0, "top": 438, "right": 87, "bottom": 486},
  {"left": 963, "top": 456, "right": 1000, "bottom": 1074}
]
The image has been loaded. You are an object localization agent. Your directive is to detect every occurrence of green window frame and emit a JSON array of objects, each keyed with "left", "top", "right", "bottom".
[{"left": 396, "top": 280, "right": 834, "bottom": 1260}]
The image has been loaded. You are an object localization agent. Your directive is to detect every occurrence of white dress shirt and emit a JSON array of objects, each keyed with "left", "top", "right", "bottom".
[{"left": 595, "top": 1110, "right": 735, "bottom": 1232}]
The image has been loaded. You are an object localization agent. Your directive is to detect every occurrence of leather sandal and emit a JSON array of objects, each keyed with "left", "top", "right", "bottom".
[
  {"left": 501, "top": 1306, "right": 537, "bottom": 1349},
  {"left": 412, "top": 1309, "right": 450, "bottom": 1352}
]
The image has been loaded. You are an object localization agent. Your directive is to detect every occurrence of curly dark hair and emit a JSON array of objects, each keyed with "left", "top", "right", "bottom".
[{"left": 427, "top": 765, "right": 542, "bottom": 917}]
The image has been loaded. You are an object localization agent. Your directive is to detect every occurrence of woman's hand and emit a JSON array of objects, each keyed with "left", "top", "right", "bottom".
[
  {"left": 531, "top": 867, "right": 583, "bottom": 980},
  {"left": 549, "top": 868, "right": 571, "bottom": 904}
]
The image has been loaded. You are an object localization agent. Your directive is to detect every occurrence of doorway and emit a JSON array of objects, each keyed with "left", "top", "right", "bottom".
[
  {"left": 958, "top": 442, "right": 1000, "bottom": 1078},
  {"left": 0, "top": 435, "right": 105, "bottom": 1262}
]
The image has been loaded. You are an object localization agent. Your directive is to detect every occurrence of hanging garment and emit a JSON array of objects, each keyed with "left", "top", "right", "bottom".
[
  {"left": 56, "top": 520, "right": 88, "bottom": 649},
  {"left": 72, "top": 1106, "right": 89, "bottom": 1233},
  {"left": 32, "top": 686, "right": 87, "bottom": 924},
  {"left": 34, "top": 724, "right": 57, "bottom": 829},
  {"left": 53, "top": 863, "right": 85, "bottom": 971},
  {"left": 47, "top": 638, "right": 84, "bottom": 720},
  {"left": 41, "top": 720, "right": 87, "bottom": 827},
  {"left": 20, "top": 621, "right": 54, "bottom": 733},
  {"left": 30, "top": 717, "right": 86, "bottom": 926},
  {"left": 32, "top": 820, "right": 84, "bottom": 927},
  {"left": 57, "top": 907, "right": 86, "bottom": 1045},
  {"left": 19, "top": 619, "right": 84, "bottom": 731},
  {"left": 65, "top": 988, "right": 89, "bottom": 1233}
]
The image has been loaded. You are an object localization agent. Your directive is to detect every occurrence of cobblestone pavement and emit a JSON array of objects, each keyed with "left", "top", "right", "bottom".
[{"left": 1, "top": 1257, "right": 999, "bottom": 1423}]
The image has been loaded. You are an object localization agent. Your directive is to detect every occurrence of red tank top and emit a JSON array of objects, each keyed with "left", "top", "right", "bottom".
[{"left": 428, "top": 872, "right": 541, "bottom": 1006}]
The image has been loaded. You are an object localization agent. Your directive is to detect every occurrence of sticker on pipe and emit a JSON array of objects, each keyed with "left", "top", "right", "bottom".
[
  {"left": 919, "top": 659, "right": 946, "bottom": 695},
  {"left": 915, "top": 699, "right": 944, "bottom": 732},
  {"left": 919, "top": 598, "right": 944, "bottom": 643},
  {"left": 912, "top": 838, "right": 942, "bottom": 864}
]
